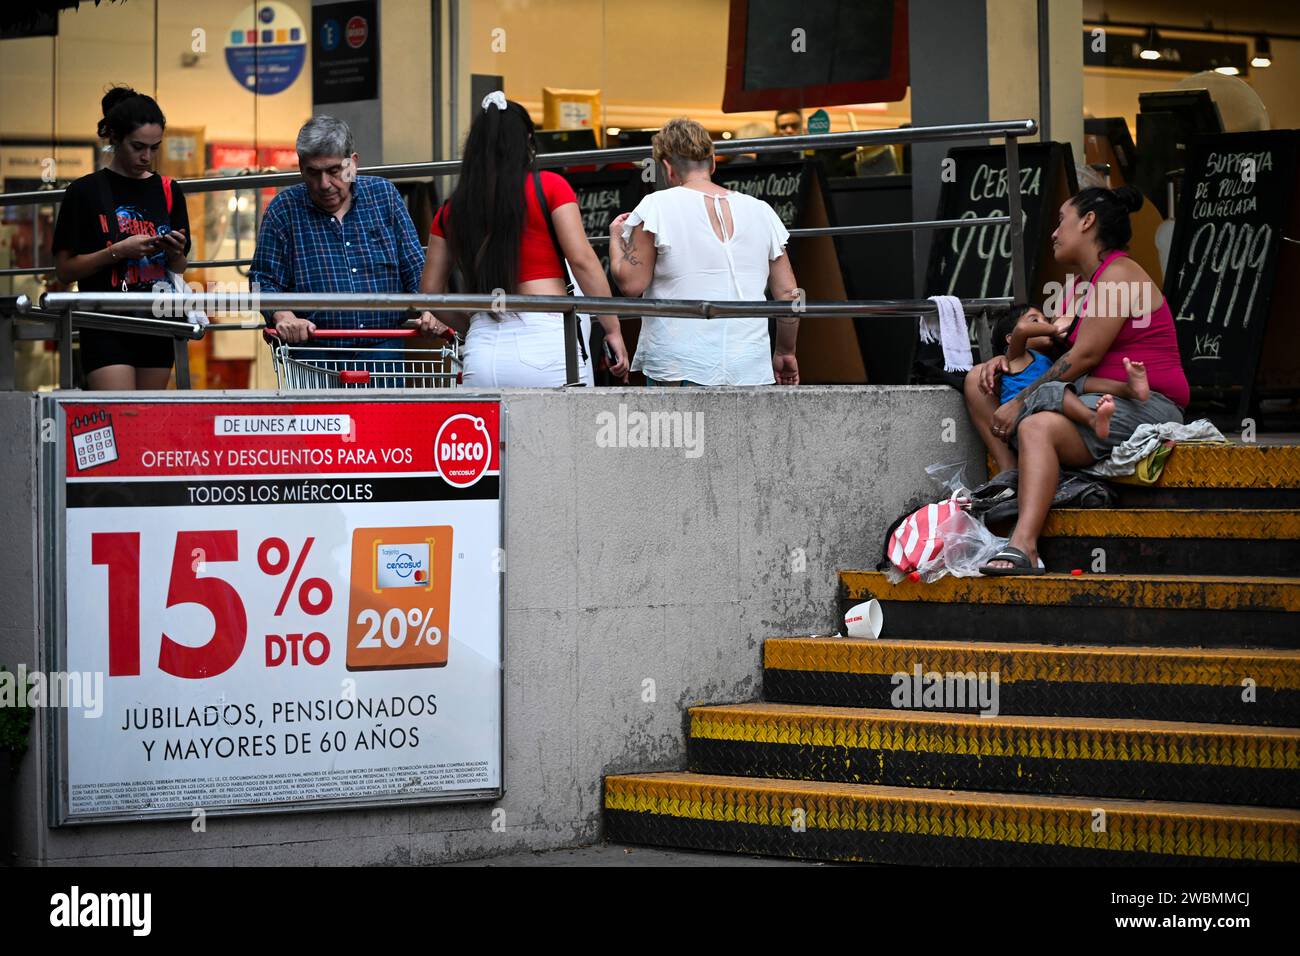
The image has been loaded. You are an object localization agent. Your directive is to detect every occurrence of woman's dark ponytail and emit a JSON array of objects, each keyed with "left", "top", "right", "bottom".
[
  {"left": 1071, "top": 184, "right": 1144, "bottom": 252},
  {"left": 446, "top": 99, "right": 537, "bottom": 294},
  {"left": 97, "top": 85, "right": 166, "bottom": 142}
]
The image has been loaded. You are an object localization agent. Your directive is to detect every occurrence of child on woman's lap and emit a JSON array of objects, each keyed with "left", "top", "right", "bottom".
[{"left": 997, "top": 311, "right": 1150, "bottom": 440}]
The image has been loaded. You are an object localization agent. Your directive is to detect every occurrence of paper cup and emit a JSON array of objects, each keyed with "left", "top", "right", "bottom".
[{"left": 843, "top": 599, "right": 884, "bottom": 639}]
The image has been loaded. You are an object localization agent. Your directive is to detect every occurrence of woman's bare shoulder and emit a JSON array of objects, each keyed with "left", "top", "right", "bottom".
[
  {"left": 1106, "top": 255, "right": 1155, "bottom": 285},
  {"left": 1108, "top": 255, "right": 1166, "bottom": 311}
]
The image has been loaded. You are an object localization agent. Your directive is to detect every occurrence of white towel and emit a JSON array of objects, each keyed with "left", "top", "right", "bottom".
[{"left": 920, "top": 295, "right": 972, "bottom": 373}]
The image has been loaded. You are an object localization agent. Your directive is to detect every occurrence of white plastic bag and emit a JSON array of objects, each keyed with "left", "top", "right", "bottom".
[
  {"left": 169, "top": 274, "right": 208, "bottom": 326},
  {"left": 933, "top": 508, "right": 1008, "bottom": 578},
  {"left": 925, "top": 461, "right": 975, "bottom": 500}
]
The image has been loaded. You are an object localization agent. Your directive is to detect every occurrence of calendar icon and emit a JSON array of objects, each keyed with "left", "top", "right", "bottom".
[{"left": 70, "top": 410, "right": 119, "bottom": 471}]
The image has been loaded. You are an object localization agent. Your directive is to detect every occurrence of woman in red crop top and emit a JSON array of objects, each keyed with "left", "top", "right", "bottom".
[
  {"left": 416, "top": 94, "right": 628, "bottom": 386},
  {"left": 965, "top": 184, "right": 1190, "bottom": 575}
]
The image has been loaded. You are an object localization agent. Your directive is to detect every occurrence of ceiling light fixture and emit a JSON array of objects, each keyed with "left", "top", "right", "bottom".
[
  {"left": 1140, "top": 25, "right": 1162, "bottom": 60},
  {"left": 1252, "top": 35, "right": 1272, "bottom": 68}
]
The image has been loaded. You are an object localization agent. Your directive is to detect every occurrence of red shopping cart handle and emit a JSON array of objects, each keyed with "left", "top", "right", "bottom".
[{"left": 264, "top": 327, "right": 457, "bottom": 341}]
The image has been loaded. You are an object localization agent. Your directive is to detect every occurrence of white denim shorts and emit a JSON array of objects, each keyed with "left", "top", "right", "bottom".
[{"left": 461, "top": 311, "right": 593, "bottom": 388}]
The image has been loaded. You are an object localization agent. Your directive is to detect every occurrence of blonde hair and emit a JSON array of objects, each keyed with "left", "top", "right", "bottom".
[{"left": 652, "top": 117, "right": 714, "bottom": 169}]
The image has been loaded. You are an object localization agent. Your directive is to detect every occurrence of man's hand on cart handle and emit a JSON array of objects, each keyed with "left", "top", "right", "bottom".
[{"left": 272, "top": 311, "right": 317, "bottom": 344}]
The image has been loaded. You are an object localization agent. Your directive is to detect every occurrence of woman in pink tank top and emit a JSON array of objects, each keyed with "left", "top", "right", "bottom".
[{"left": 963, "top": 184, "right": 1190, "bottom": 575}]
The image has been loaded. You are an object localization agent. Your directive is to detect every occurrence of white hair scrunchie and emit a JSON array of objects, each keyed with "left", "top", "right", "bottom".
[{"left": 481, "top": 90, "right": 507, "bottom": 112}]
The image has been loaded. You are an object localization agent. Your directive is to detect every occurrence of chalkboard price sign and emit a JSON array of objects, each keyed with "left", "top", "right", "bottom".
[
  {"left": 564, "top": 169, "right": 649, "bottom": 288},
  {"left": 714, "top": 160, "right": 810, "bottom": 228},
  {"left": 926, "top": 143, "right": 1077, "bottom": 302},
  {"left": 566, "top": 169, "right": 645, "bottom": 238},
  {"left": 1167, "top": 130, "right": 1299, "bottom": 394}
]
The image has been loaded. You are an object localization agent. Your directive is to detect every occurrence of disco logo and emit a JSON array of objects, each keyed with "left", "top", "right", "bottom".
[{"left": 433, "top": 414, "right": 491, "bottom": 488}]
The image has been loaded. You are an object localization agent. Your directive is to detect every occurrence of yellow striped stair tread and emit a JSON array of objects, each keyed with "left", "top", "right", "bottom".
[
  {"left": 764, "top": 638, "right": 1300, "bottom": 689},
  {"left": 1042, "top": 509, "right": 1300, "bottom": 539},
  {"left": 987, "top": 442, "right": 1300, "bottom": 489},
  {"left": 604, "top": 771, "right": 1300, "bottom": 864},
  {"left": 841, "top": 570, "right": 1300, "bottom": 612},
  {"left": 688, "top": 703, "right": 1299, "bottom": 770}
]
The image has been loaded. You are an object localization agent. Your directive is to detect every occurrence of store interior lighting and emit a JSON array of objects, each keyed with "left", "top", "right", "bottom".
[
  {"left": 1252, "top": 36, "right": 1272, "bottom": 68},
  {"left": 1140, "top": 25, "right": 1162, "bottom": 60}
]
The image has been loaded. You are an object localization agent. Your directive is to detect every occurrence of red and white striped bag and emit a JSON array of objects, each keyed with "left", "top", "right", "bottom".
[{"left": 886, "top": 499, "right": 967, "bottom": 573}]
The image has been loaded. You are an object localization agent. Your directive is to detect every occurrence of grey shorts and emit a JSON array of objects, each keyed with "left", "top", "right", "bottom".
[{"left": 1009, "top": 380, "right": 1184, "bottom": 462}]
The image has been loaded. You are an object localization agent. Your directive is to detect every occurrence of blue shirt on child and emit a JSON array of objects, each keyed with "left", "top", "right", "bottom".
[{"left": 1000, "top": 350, "right": 1054, "bottom": 404}]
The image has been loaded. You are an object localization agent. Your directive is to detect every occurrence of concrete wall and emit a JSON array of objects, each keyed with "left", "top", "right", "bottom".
[{"left": 1, "top": 385, "right": 983, "bottom": 866}]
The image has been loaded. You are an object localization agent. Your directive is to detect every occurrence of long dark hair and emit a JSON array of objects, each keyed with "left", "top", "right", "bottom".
[
  {"left": 1070, "top": 184, "right": 1143, "bottom": 252},
  {"left": 446, "top": 99, "right": 537, "bottom": 294},
  {"left": 98, "top": 85, "right": 166, "bottom": 142}
]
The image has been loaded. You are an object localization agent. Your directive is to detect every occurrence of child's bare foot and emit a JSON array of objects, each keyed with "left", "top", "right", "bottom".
[
  {"left": 1093, "top": 394, "right": 1116, "bottom": 440},
  {"left": 1123, "top": 357, "right": 1149, "bottom": 402}
]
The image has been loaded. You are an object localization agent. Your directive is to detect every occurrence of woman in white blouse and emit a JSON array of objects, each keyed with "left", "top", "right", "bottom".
[{"left": 609, "top": 117, "right": 801, "bottom": 386}]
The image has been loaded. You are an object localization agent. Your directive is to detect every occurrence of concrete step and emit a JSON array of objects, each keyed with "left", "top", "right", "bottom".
[
  {"left": 603, "top": 771, "right": 1300, "bottom": 865},
  {"left": 762, "top": 638, "right": 1300, "bottom": 727},
  {"left": 988, "top": 443, "right": 1300, "bottom": 508},
  {"left": 1037, "top": 509, "right": 1300, "bottom": 577},
  {"left": 840, "top": 570, "right": 1300, "bottom": 648},
  {"left": 685, "top": 703, "right": 1300, "bottom": 808}
]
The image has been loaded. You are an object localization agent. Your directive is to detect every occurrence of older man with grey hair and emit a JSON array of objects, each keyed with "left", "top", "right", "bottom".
[{"left": 251, "top": 115, "right": 442, "bottom": 349}]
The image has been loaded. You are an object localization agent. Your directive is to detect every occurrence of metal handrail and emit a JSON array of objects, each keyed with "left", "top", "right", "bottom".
[
  {"left": 0, "top": 120, "right": 1037, "bottom": 207},
  {"left": 12, "top": 290, "right": 1011, "bottom": 391},
  {"left": 39, "top": 291, "right": 1013, "bottom": 320},
  {"left": 0, "top": 214, "right": 1014, "bottom": 279}
]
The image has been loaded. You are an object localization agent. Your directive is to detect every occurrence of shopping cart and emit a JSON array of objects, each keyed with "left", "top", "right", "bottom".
[{"left": 268, "top": 328, "right": 461, "bottom": 390}]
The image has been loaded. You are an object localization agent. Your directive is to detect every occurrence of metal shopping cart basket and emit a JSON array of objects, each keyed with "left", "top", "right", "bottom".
[{"left": 269, "top": 328, "right": 461, "bottom": 390}]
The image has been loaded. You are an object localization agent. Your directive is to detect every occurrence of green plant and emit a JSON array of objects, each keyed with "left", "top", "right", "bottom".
[{"left": 0, "top": 666, "right": 35, "bottom": 767}]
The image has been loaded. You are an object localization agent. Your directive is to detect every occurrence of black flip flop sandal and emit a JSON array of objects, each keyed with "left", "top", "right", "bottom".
[{"left": 979, "top": 546, "right": 1047, "bottom": 576}]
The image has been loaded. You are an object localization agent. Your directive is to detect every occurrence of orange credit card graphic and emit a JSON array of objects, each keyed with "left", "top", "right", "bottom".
[{"left": 347, "top": 526, "right": 453, "bottom": 670}]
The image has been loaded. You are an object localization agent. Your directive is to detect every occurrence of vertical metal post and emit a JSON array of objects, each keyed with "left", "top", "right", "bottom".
[
  {"left": 974, "top": 309, "right": 994, "bottom": 368},
  {"left": 1004, "top": 136, "right": 1029, "bottom": 307},
  {"left": 1036, "top": 0, "right": 1051, "bottom": 144},
  {"left": 431, "top": 0, "right": 443, "bottom": 163},
  {"left": 563, "top": 306, "right": 581, "bottom": 387},
  {"left": 59, "top": 308, "right": 74, "bottom": 389},
  {"left": 0, "top": 313, "right": 15, "bottom": 391},
  {"left": 448, "top": 0, "right": 459, "bottom": 162},
  {"left": 173, "top": 335, "right": 192, "bottom": 390}
]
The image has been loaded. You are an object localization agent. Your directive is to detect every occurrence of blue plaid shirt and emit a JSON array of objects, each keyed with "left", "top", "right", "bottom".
[{"left": 250, "top": 175, "right": 425, "bottom": 348}]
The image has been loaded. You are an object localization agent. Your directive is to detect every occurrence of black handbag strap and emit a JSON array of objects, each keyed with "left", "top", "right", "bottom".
[
  {"left": 533, "top": 171, "right": 573, "bottom": 293},
  {"left": 532, "top": 170, "right": 587, "bottom": 363},
  {"left": 94, "top": 169, "right": 127, "bottom": 290}
]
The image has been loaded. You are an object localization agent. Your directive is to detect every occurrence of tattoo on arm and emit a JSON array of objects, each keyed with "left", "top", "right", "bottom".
[
  {"left": 620, "top": 236, "right": 642, "bottom": 266},
  {"left": 1013, "top": 351, "right": 1073, "bottom": 403}
]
